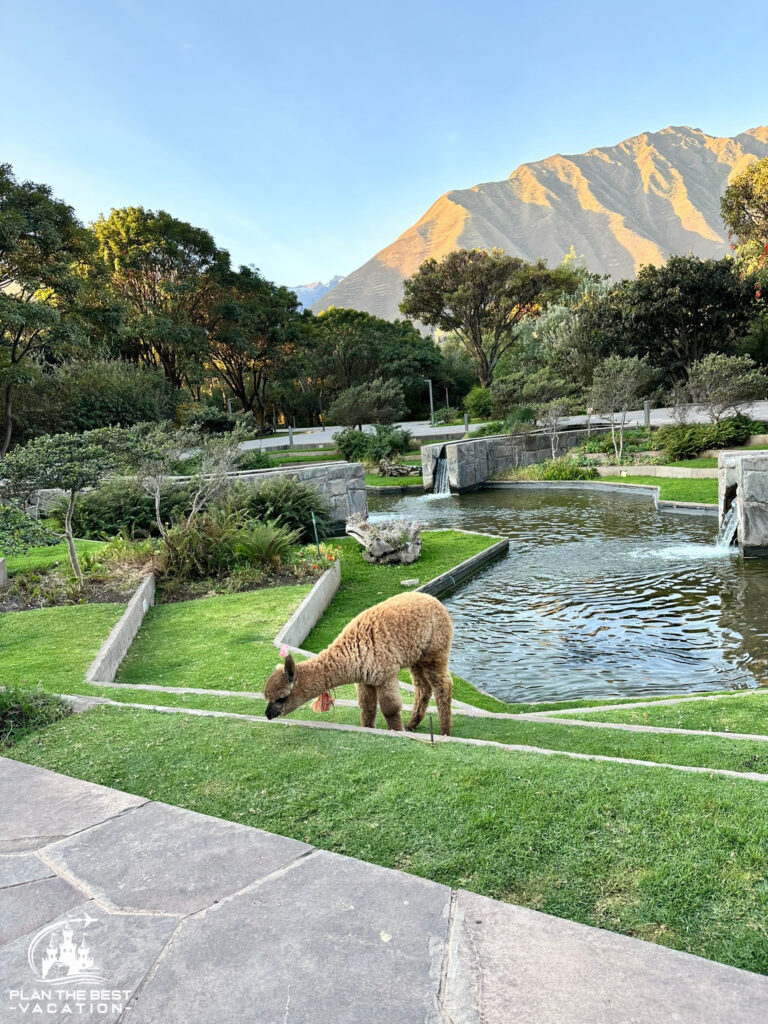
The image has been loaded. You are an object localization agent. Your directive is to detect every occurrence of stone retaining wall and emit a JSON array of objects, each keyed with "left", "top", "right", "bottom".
[
  {"left": 422, "top": 428, "right": 610, "bottom": 492},
  {"left": 719, "top": 451, "right": 768, "bottom": 556}
]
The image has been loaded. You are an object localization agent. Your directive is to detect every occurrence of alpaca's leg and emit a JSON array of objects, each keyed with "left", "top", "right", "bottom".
[
  {"left": 422, "top": 658, "right": 453, "bottom": 736},
  {"left": 357, "top": 683, "right": 378, "bottom": 728},
  {"left": 378, "top": 679, "right": 405, "bottom": 732},
  {"left": 406, "top": 665, "right": 432, "bottom": 732}
]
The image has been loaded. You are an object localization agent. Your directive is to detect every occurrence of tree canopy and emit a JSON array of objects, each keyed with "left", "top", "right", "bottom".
[{"left": 721, "top": 157, "right": 768, "bottom": 275}]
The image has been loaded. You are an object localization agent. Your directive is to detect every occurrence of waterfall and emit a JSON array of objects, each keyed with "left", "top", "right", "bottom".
[
  {"left": 716, "top": 501, "right": 739, "bottom": 549},
  {"left": 433, "top": 456, "right": 450, "bottom": 495}
]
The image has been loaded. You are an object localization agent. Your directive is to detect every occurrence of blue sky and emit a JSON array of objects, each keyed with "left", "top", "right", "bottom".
[{"left": 3, "top": 0, "right": 765, "bottom": 286}]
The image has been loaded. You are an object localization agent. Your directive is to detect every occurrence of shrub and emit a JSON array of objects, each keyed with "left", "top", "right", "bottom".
[
  {"left": 55, "top": 361, "right": 176, "bottom": 433},
  {"left": 327, "top": 378, "right": 406, "bottom": 427},
  {"left": 501, "top": 458, "right": 598, "bottom": 481},
  {"left": 334, "top": 424, "right": 413, "bottom": 463},
  {"left": 49, "top": 480, "right": 196, "bottom": 540},
  {"left": 468, "top": 420, "right": 505, "bottom": 437},
  {"left": 231, "top": 521, "right": 300, "bottom": 567},
  {"left": 0, "top": 686, "right": 71, "bottom": 747},
  {"left": 578, "top": 428, "right": 655, "bottom": 455},
  {"left": 655, "top": 415, "right": 763, "bottom": 461},
  {"left": 432, "top": 407, "right": 460, "bottom": 425},
  {"left": 235, "top": 449, "right": 275, "bottom": 471},
  {"left": 183, "top": 407, "right": 254, "bottom": 434},
  {"left": 503, "top": 406, "right": 536, "bottom": 432},
  {"left": 463, "top": 386, "right": 493, "bottom": 419},
  {"left": 226, "top": 476, "right": 331, "bottom": 543},
  {"left": 0, "top": 501, "right": 58, "bottom": 555}
]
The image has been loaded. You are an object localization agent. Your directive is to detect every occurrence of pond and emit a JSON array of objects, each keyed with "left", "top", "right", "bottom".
[{"left": 367, "top": 487, "right": 768, "bottom": 704}]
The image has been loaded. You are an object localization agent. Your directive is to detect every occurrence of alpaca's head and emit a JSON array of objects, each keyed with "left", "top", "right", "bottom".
[{"left": 264, "top": 653, "right": 302, "bottom": 719}]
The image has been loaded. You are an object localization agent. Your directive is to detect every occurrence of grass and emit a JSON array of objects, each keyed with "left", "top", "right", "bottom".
[
  {"left": 364, "top": 473, "right": 424, "bottom": 487},
  {"left": 0, "top": 602, "right": 125, "bottom": 688},
  {"left": 596, "top": 476, "right": 718, "bottom": 504},
  {"left": 115, "top": 585, "right": 312, "bottom": 690},
  {"left": 304, "top": 532, "right": 498, "bottom": 652},
  {"left": 4, "top": 539, "right": 105, "bottom": 575},
  {"left": 560, "top": 692, "right": 768, "bottom": 734},
  {"left": 0, "top": 685, "right": 72, "bottom": 748},
  {"left": 9, "top": 704, "right": 768, "bottom": 974}
]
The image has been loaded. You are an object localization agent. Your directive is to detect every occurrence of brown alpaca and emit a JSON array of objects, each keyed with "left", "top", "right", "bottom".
[{"left": 263, "top": 592, "right": 454, "bottom": 735}]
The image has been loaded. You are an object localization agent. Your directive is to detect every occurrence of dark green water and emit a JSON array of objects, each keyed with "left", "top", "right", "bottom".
[{"left": 368, "top": 487, "right": 768, "bottom": 703}]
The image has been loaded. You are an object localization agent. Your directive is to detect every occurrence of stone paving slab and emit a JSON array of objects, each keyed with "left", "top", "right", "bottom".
[
  {"left": 0, "top": 899, "right": 177, "bottom": 1023},
  {"left": 0, "top": 757, "right": 146, "bottom": 852},
  {"left": 0, "top": 853, "right": 53, "bottom": 888},
  {"left": 126, "top": 849, "right": 450, "bottom": 1024},
  {"left": 444, "top": 890, "right": 768, "bottom": 1024},
  {"left": 0, "top": 875, "right": 83, "bottom": 946},
  {"left": 44, "top": 800, "right": 312, "bottom": 914}
]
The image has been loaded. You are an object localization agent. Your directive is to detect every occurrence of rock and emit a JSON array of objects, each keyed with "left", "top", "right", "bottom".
[{"left": 345, "top": 515, "right": 423, "bottom": 565}]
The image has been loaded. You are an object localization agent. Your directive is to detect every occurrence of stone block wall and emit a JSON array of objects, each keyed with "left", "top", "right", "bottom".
[
  {"left": 422, "top": 428, "right": 610, "bottom": 492},
  {"left": 718, "top": 451, "right": 768, "bottom": 557}
]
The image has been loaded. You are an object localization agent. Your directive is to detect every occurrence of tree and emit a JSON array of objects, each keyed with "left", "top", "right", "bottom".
[
  {"left": 400, "top": 248, "right": 581, "bottom": 387},
  {"left": 0, "top": 164, "right": 95, "bottom": 456},
  {"left": 687, "top": 354, "right": 765, "bottom": 422},
  {"left": 540, "top": 399, "right": 569, "bottom": 459},
  {"left": 91, "top": 207, "right": 230, "bottom": 390},
  {"left": 207, "top": 266, "right": 304, "bottom": 426},
  {"left": 588, "top": 356, "right": 651, "bottom": 460},
  {"left": 1, "top": 429, "right": 119, "bottom": 580},
  {"left": 721, "top": 157, "right": 768, "bottom": 274},
  {"left": 326, "top": 378, "right": 406, "bottom": 429}
]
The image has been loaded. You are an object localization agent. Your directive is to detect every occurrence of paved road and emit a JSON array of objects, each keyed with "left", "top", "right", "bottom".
[
  {"left": 2, "top": 756, "right": 768, "bottom": 1023},
  {"left": 243, "top": 401, "right": 768, "bottom": 451}
]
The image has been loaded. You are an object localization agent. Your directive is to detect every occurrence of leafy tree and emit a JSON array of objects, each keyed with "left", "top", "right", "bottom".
[
  {"left": 400, "top": 248, "right": 581, "bottom": 386},
  {"left": 91, "top": 207, "right": 230, "bottom": 390},
  {"left": 721, "top": 157, "right": 768, "bottom": 274},
  {"left": 0, "top": 164, "right": 95, "bottom": 456},
  {"left": 1, "top": 429, "right": 120, "bottom": 579},
  {"left": 588, "top": 355, "right": 651, "bottom": 460},
  {"left": 326, "top": 378, "right": 406, "bottom": 428},
  {"left": 687, "top": 354, "right": 765, "bottom": 422},
  {"left": 207, "top": 266, "right": 304, "bottom": 426},
  {"left": 462, "top": 386, "right": 493, "bottom": 419},
  {"left": 0, "top": 500, "right": 57, "bottom": 555}
]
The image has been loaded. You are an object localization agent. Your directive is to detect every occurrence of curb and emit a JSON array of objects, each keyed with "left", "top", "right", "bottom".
[
  {"left": 273, "top": 559, "right": 341, "bottom": 653},
  {"left": 0, "top": 556, "right": 6, "bottom": 589},
  {"left": 366, "top": 483, "right": 425, "bottom": 494},
  {"left": 484, "top": 480, "right": 717, "bottom": 516},
  {"left": 416, "top": 532, "right": 509, "bottom": 598},
  {"left": 85, "top": 575, "right": 156, "bottom": 684}
]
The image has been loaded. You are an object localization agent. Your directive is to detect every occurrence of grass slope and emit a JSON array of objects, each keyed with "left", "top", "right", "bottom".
[
  {"left": 563, "top": 692, "right": 768, "bottom": 734},
  {"left": 116, "top": 585, "right": 312, "bottom": 690},
  {"left": 9, "top": 705, "right": 768, "bottom": 974},
  {"left": 4, "top": 540, "right": 105, "bottom": 575},
  {"left": 0, "top": 603, "right": 124, "bottom": 688},
  {"left": 596, "top": 477, "right": 718, "bottom": 504}
]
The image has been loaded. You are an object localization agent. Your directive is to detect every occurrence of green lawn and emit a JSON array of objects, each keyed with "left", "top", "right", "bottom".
[
  {"left": 560, "top": 692, "right": 768, "bottom": 734},
  {"left": 596, "top": 477, "right": 718, "bottom": 504},
  {"left": 304, "top": 532, "right": 499, "bottom": 652},
  {"left": 4, "top": 539, "right": 105, "bottom": 575},
  {"left": 0, "top": 603, "right": 124, "bottom": 688},
  {"left": 115, "top": 585, "right": 312, "bottom": 690},
  {"left": 9, "top": 704, "right": 768, "bottom": 974},
  {"left": 365, "top": 473, "right": 424, "bottom": 487}
]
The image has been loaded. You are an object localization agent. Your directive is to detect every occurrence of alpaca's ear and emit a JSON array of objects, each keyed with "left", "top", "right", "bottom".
[{"left": 284, "top": 654, "right": 297, "bottom": 687}]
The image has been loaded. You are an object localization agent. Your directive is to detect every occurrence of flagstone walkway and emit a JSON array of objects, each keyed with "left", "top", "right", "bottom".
[{"left": 2, "top": 757, "right": 768, "bottom": 1023}]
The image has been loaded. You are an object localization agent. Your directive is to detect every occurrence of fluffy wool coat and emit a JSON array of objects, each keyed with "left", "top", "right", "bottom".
[{"left": 263, "top": 591, "right": 454, "bottom": 734}]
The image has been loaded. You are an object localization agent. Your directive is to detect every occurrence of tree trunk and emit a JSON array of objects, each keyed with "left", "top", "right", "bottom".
[
  {"left": 0, "top": 384, "right": 13, "bottom": 458},
  {"left": 154, "top": 486, "right": 167, "bottom": 540},
  {"left": 65, "top": 490, "right": 83, "bottom": 582}
]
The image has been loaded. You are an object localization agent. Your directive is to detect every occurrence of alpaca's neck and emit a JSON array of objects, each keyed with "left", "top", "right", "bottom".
[{"left": 296, "top": 646, "right": 355, "bottom": 697}]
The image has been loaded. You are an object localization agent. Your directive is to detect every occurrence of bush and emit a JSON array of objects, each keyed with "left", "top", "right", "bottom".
[
  {"left": 463, "top": 386, "right": 493, "bottom": 419},
  {"left": 432, "top": 407, "right": 460, "bottom": 425},
  {"left": 0, "top": 686, "right": 71, "bottom": 747},
  {"left": 655, "top": 415, "right": 763, "bottom": 461},
  {"left": 55, "top": 361, "right": 177, "bottom": 433},
  {"left": 183, "top": 407, "right": 254, "bottom": 434},
  {"left": 468, "top": 421, "right": 505, "bottom": 437},
  {"left": 0, "top": 501, "right": 58, "bottom": 555},
  {"left": 226, "top": 476, "right": 331, "bottom": 543},
  {"left": 49, "top": 480, "right": 196, "bottom": 540},
  {"left": 157, "top": 510, "right": 299, "bottom": 581},
  {"left": 334, "top": 424, "right": 413, "bottom": 463},
  {"left": 501, "top": 458, "right": 598, "bottom": 481},
  {"left": 235, "top": 449, "right": 275, "bottom": 471},
  {"left": 503, "top": 406, "right": 536, "bottom": 432},
  {"left": 578, "top": 428, "right": 655, "bottom": 455},
  {"left": 327, "top": 378, "right": 406, "bottom": 427}
]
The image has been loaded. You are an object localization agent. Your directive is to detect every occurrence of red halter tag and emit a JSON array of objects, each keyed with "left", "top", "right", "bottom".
[{"left": 312, "top": 692, "right": 335, "bottom": 713}]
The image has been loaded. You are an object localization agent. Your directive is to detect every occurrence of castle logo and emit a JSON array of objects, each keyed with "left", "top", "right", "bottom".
[{"left": 28, "top": 912, "right": 106, "bottom": 985}]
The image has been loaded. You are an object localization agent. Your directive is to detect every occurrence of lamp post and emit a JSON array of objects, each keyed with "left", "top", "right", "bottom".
[{"left": 423, "top": 378, "right": 434, "bottom": 426}]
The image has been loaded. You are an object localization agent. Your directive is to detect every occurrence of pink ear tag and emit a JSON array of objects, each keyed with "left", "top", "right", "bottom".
[{"left": 279, "top": 645, "right": 289, "bottom": 658}]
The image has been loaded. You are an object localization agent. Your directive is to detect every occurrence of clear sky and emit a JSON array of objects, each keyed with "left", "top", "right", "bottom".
[{"left": 3, "top": 0, "right": 765, "bottom": 286}]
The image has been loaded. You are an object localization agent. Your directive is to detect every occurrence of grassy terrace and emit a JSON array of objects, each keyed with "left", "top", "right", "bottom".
[
  {"left": 364, "top": 473, "right": 424, "bottom": 487},
  {"left": 4, "top": 539, "right": 105, "bottom": 575},
  {"left": 10, "top": 705, "right": 768, "bottom": 974},
  {"left": 558, "top": 691, "right": 768, "bottom": 733},
  {"left": 595, "top": 476, "right": 718, "bottom": 504}
]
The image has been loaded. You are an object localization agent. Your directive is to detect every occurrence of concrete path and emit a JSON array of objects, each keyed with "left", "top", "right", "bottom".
[{"left": 2, "top": 757, "right": 768, "bottom": 1023}]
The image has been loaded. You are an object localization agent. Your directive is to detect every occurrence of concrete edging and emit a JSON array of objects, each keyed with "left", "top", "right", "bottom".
[
  {"left": 366, "top": 483, "right": 425, "bottom": 494},
  {"left": 416, "top": 530, "right": 509, "bottom": 597},
  {"left": 273, "top": 558, "right": 341, "bottom": 652},
  {"left": 484, "top": 480, "right": 717, "bottom": 517},
  {"left": 0, "top": 556, "right": 6, "bottom": 589},
  {"left": 85, "top": 575, "right": 156, "bottom": 684}
]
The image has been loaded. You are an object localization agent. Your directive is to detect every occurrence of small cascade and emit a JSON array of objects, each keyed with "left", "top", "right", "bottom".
[
  {"left": 716, "top": 501, "right": 739, "bottom": 549},
  {"left": 433, "top": 455, "right": 450, "bottom": 495}
]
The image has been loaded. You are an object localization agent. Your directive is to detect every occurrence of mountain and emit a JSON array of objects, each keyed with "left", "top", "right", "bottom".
[
  {"left": 312, "top": 125, "right": 768, "bottom": 321},
  {"left": 289, "top": 275, "right": 345, "bottom": 309}
]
